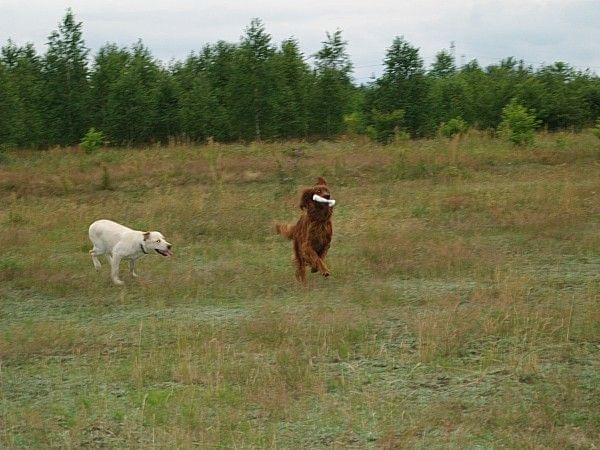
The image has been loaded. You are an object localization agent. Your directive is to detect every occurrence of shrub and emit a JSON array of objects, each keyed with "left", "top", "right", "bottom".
[
  {"left": 80, "top": 128, "right": 105, "bottom": 153},
  {"left": 343, "top": 112, "right": 366, "bottom": 135},
  {"left": 366, "top": 109, "right": 406, "bottom": 143},
  {"left": 440, "top": 116, "right": 468, "bottom": 138},
  {"left": 498, "top": 100, "right": 539, "bottom": 146},
  {"left": 365, "top": 125, "right": 378, "bottom": 142}
]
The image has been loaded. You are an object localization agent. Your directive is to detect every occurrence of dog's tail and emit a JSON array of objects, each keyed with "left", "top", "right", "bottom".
[{"left": 275, "top": 222, "right": 295, "bottom": 240}]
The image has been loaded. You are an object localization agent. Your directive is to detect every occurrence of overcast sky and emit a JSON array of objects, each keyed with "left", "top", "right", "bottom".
[{"left": 1, "top": 0, "right": 598, "bottom": 82}]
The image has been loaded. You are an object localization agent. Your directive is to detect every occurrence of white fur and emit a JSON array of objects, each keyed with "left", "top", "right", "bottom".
[
  {"left": 312, "top": 194, "right": 336, "bottom": 207},
  {"left": 88, "top": 219, "right": 172, "bottom": 285}
]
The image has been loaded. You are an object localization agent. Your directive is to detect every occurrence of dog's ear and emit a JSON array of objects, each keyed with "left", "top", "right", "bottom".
[
  {"left": 317, "top": 176, "right": 328, "bottom": 186},
  {"left": 300, "top": 188, "right": 314, "bottom": 210},
  {"left": 143, "top": 232, "right": 150, "bottom": 241}
]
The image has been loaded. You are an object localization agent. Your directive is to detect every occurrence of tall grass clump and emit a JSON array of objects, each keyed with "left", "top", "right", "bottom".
[
  {"left": 592, "top": 119, "right": 600, "bottom": 139},
  {"left": 100, "top": 164, "right": 113, "bottom": 190}
]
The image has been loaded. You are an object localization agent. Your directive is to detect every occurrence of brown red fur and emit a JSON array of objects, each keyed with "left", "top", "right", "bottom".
[{"left": 275, "top": 177, "right": 334, "bottom": 284}]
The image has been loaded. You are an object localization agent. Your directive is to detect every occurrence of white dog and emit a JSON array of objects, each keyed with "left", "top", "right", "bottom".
[{"left": 88, "top": 219, "right": 173, "bottom": 285}]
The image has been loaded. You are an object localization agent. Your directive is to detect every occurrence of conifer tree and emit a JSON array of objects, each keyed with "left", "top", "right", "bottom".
[
  {"left": 270, "top": 39, "right": 311, "bottom": 139},
  {"left": 104, "top": 41, "right": 160, "bottom": 144},
  {"left": 310, "top": 30, "right": 353, "bottom": 137},
  {"left": 43, "top": 9, "right": 90, "bottom": 145},
  {"left": 365, "top": 36, "right": 429, "bottom": 136},
  {"left": 1, "top": 41, "right": 45, "bottom": 147},
  {"left": 90, "top": 44, "right": 130, "bottom": 134},
  {"left": 430, "top": 49, "right": 456, "bottom": 78},
  {"left": 1, "top": 12, "right": 599, "bottom": 147},
  {"left": 232, "top": 18, "right": 276, "bottom": 140},
  {"left": 0, "top": 62, "right": 25, "bottom": 147}
]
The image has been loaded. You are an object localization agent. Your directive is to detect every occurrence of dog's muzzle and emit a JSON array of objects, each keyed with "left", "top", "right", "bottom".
[{"left": 155, "top": 246, "right": 173, "bottom": 257}]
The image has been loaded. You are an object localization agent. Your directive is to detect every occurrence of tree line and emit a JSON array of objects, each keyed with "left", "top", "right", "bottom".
[{"left": 1, "top": 10, "right": 599, "bottom": 148}]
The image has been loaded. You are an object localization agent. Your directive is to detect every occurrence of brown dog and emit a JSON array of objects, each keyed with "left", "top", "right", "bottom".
[{"left": 276, "top": 177, "right": 334, "bottom": 283}]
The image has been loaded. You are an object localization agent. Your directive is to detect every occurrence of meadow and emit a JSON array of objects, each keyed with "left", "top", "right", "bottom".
[{"left": 1, "top": 131, "right": 599, "bottom": 448}]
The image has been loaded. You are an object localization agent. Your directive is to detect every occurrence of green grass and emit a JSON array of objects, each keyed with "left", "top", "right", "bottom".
[{"left": 1, "top": 131, "right": 599, "bottom": 448}]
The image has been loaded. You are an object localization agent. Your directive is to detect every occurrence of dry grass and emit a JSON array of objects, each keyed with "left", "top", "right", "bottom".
[{"left": 1, "top": 131, "right": 599, "bottom": 448}]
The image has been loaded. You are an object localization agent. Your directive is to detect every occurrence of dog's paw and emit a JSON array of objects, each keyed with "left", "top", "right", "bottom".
[
  {"left": 322, "top": 271, "right": 330, "bottom": 278},
  {"left": 112, "top": 279, "right": 124, "bottom": 286}
]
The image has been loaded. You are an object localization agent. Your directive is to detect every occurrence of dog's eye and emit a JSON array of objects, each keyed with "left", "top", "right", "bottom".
[{"left": 156, "top": 239, "right": 160, "bottom": 243}]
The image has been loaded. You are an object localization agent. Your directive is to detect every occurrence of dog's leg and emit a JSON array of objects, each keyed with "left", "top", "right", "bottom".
[
  {"left": 295, "top": 259, "right": 307, "bottom": 284},
  {"left": 313, "top": 247, "right": 329, "bottom": 273},
  {"left": 293, "top": 239, "right": 307, "bottom": 284},
  {"left": 110, "top": 254, "right": 124, "bottom": 285},
  {"left": 303, "top": 246, "right": 330, "bottom": 278},
  {"left": 89, "top": 247, "right": 102, "bottom": 270},
  {"left": 129, "top": 259, "right": 139, "bottom": 278}
]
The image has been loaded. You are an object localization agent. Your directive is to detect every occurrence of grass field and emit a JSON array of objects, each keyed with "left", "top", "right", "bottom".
[{"left": 1, "top": 132, "right": 599, "bottom": 448}]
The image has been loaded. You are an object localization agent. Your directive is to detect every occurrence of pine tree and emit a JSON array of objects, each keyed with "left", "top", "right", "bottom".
[
  {"left": 43, "top": 9, "right": 90, "bottom": 146},
  {"left": 529, "top": 63, "right": 589, "bottom": 130},
  {"left": 177, "top": 71, "right": 230, "bottom": 142},
  {"left": 104, "top": 41, "right": 160, "bottom": 144},
  {"left": 426, "top": 49, "right": 466, "bottom": 130},
  {"left": 365, "top": 36, "right": 430, "bottom": 136},
  {"left": 173, "top": 44, "right": 236, "bottom": 142},
  {"left": 4, "top": 11, "right": 600, "bottom": 147},
  {"left": 90, "top": 44, "right": 130, "bottom": 134},
  {"left": 0, "top": 62, "right": 26, "bottom": 147},
  {"left": 154, "top": 69, "right": 180, "bottom": 143},
  {"left": 202, "top": 41, "right": 238, "bottom": 124},
  {"left": 310, "top": 30, "right": 353, "bottom": 137},
  {"left": 383, "top": 36, "right": 425, "bottom": 82},
  {"left": 427, "top": 76, "right": 469, "bottom": 131},
  {"left": 430, "top": 49, "right": 456, "bottom": 78},
  {"left": 231, "top": 19, "right": 276, "bottom": 141},
  {"left": 1, "top": 41, "right": 45, "bottom": 147},
  {"left": 270, "top": 39, "right": 311, "bottom": 139},
  {"left": 454, "top": 60, "right": 488, "bottom": 127}
]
